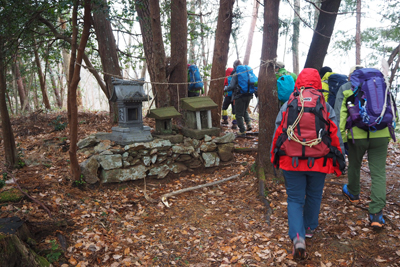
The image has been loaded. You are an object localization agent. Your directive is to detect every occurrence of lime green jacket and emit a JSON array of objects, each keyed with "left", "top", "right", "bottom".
[
  {"left": 339, "top": 88, "right": 391, "bottom": 142},
  {"left": 321, "top": 72, "right": 335, "bottom": 103}
]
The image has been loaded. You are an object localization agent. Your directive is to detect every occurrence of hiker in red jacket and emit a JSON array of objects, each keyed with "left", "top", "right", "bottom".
[{"left": 270, "top": 68, "right": 345, "bottom": 260}]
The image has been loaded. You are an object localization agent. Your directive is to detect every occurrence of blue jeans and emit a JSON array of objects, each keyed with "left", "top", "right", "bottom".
[{"left": 283, "top": 170, "right": 326, "bottom": 240}]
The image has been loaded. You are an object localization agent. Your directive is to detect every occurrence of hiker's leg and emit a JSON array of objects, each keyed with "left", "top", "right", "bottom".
[
  {"left": 347, "top": 139, "right": 368, "bottom": 195},
  {"left": 221, "top": 96, "right": 231, "bottom": 123},
  {"left": 367, "top": 137, "right": 388, "bottom": 214},
  {"left": 243, "top": 95, "right": 252, "bottom": 126},
  {"left": 283, "top": 170, "right": 307, "bottom": 240},
  {"left": 303, "top": 172, "right": 326, "bottom": 231},
  {"left": 235, "top": 97, "right": 246, "bottom": 133}
]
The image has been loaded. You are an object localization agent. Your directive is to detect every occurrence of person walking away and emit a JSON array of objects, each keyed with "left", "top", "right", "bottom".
[
  {"left": 340, "top": 68, "right": 398, "bottom": 228},
  {"left": 221, "top": 67, "right": 237, "bottom": 129},
  {"left": 334, "top": 65, "right": 364, "bottom": 123},
  {"left": 271, "top": 68, "right": 346, "bottom": 260},
  {"left": 187, "top": 64, "right": 204, "bottom": 97},
  {"left": 275, "top": 61, "right": 297, "bottom": 107},
  {"left": 319, "top": 66, "right": 334, "bottom": 102},
  {"left": 224, "top": 60, "right": 258, "bottom": 137}
]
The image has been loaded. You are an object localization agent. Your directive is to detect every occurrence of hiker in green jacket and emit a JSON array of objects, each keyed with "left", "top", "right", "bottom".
[
  {"left": 275, "top": 61, "right": 297, "bottom": 82},
  {"left": 339, "top": 70, "right": 396, "bottom": 228}
]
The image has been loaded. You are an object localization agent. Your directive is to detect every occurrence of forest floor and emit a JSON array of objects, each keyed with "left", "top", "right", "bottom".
[{"left": 1, "top": 110, "right": 400, "bottom": 267}]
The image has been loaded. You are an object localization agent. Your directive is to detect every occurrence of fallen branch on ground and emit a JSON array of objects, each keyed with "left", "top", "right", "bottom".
[{"left": 160, "top": 165, "right": 252, "bottom": 207}]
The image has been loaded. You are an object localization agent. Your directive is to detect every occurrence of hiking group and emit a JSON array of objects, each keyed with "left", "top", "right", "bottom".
[
  {"left": 271, "top": 64, "right": 397, "bottom": 260},
  {"left": 187, "top": 60, "right": 397, "bottom": 260}
]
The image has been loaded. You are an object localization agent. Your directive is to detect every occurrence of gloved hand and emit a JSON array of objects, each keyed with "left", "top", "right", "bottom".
[
  {"left": 254, "top": 91, "right": 258, "bottom": 98},
  {"left": 223, "top": 86, "right": 228, "bottom": 92}
]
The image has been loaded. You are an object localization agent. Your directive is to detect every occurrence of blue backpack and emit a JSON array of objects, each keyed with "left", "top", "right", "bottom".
[
  {"left": 345, "top": 68, "right": 397, "bottom": 141},
  {"left": 188, "top": 65, "right": 203, "bottom": 91},
  {"left": 327, "top": 74, "right": 348, "bottom": 108},
  {"left": 236, "top": 65, "right": 258, "bottom": 94},
  {"left": 277, "top": 73, "right": 295, "bottom": 102}
]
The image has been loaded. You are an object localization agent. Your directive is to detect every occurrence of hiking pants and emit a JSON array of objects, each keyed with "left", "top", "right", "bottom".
[
  {"left": 347, "top": 138, "right": 388, "bottom": 214},
  {"left": 222, "top": 95, "right": 235, "bottom": 114},
  {"left": 283, "top": 170, "right": 326, "bottom": 241},
  {"left": 235, "top": 94, "right": 252, "bottom": 133}
]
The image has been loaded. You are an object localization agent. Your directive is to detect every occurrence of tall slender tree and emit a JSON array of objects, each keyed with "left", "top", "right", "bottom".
[
  {"left": 0, "top": 36, "right": 18, "bottom": 167},
  {"left": 355, "top": 0, "right": 361, "bottom": 64},
  {"left": 208, "top": 0, "right": 235, "bottom": 127},
  {"left": 243, "top": 0, "right": 260, "bottom": 66},
  {"left": 68, "top": 0, "right": 92, "bottom": 181},
  {"left": 257, "top": 0, "right": 280, "bottom": 189},
  {"left": 292, "top": 0, "right": 300, "bottom": 75},
  {"left": 168, "top": 0, "right": 188, "bottom": 110},
  {"left": 304, "top": 0, "right": 342, "bottom": 70},
  {"left": 92, "top": 0, "right": 122, "bottom": 122}
]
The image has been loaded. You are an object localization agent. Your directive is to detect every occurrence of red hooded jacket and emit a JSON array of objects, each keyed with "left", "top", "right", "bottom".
[{"left": 270, "top": 68, "right": 345, "bottom": 176}]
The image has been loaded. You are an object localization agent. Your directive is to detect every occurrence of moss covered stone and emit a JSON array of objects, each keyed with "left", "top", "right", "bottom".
[{"left": 0, "top": 188, "right": 25, "bottom": 203}]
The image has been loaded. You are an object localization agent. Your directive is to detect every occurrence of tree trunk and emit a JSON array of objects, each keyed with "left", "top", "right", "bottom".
[
  {"left": 68, "top": 0, "right": 91, "bottom": 181},
  {"left": 355, "top": 0, "right": 361, "bottom": 65},
  {"left": 0, "top": 36, "right": 18, "bottom": 168},
  {"left": 33, "top": 39, "right": 51, "bottom": 110},
  {"left": 136, "top": 0, "right": 169, "bottom": 108},
  {"left": 304, "top": 0, "right": 342, "bottom": 70},
  {"left": 168, "top": 0, "right": 188, "bottom": 110},
  {"left": 12, "top": 57, "right": 30, "bottom": 111},
  {"left": 92, "top": 0, "right": 122, "bottom": 123},
  {"left": 200, "top": 0, "right": 209, "bottom": 95},
  {"left": 48, "top": 65, "right": 62, "bottom": 108},
  {"left": 243, "top": 0, "right": 260, "bottom": 65},
  {"left": 256, "top": 0, "right": 280, "bottom": 181},
  {"left": 208, "top": 0, "right": 234, "bottom": 127},
  {"left": 188, "top": 0, "right": 196, "bottom": 64},
  {"left": 292, "top": 0, "right": 300, "bottom": 75}
]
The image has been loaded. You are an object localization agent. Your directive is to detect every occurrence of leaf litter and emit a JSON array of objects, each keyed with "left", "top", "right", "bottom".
[{"left": 0, "top": 111, "right": 399, "bottom": 266}]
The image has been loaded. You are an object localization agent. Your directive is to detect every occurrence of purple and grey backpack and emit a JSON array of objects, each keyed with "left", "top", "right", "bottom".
[{"left": 345, "top": 68, "right": 397, "bottom": 141}]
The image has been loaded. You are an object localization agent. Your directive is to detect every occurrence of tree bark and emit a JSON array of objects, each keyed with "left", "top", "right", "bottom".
[
  {"left": 256, "top": 0, "right": 280, "bottom": 181},
  {"left": 48, "top": 65, "right": 62, "bottom": 108},
  {"left": 208, "top": 0, "right": 234, "bottom": 127},
  {"left": 304, "top": 0, "right": 341, "bottom": 70},
  {"left": 200, "top": 0, "right": 209, "bottom": 95},
  {"left": 0, "top": 36, "right": 18, "bottom": 168},
  {"left": 135, "top": 0, "right": 169, "bottom": 108},
  {"left": 292, "top": 0, "right": 300, "bottom": 75},
  {"left": 33, "top": 39, "right": 51, "bottom": 110},
  {"left": 355, "top": 0, "right": 361, "bottom": 65},
  {"left": 168, "top": 0, "right": 188, "bottom": 110},
  {"left": 12, "top": 56, "right": 30, "bottom": 111},
  {"left": 243, "top": 0, "right": 260, "bottom": 65},
  {"left": 92, "top": 0, "right": 122, "bottom": 123},
  {"left": 68, "top": 0, "right": 91, "bottom": 181}
]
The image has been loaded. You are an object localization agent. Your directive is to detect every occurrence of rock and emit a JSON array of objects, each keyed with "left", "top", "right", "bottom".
[
  {"left": 0, "top": 217, "right": 51, "bottom": 267},
  {"left": 99, "top": 150, "right": 113, "bottom": 155},
  {"left": 151, "top": 154, "right": 157, "bottom": 164},
  {"left": 124, "top": 139, "right": 172, "bottom": 151},
  {"left": 94, "top": 140, "right": 111, "bottom": 153},
  {"left": 212, "top": 132, "right": 235, "bottom": 144},
  {"left": 184, "top": 137, "right": 200, "bottom": 149},
  {"left": 176, "top": 155, "right": 192, "bottom": 162},
  {"left": 153, "top": 134, "right": 184, "bottom": 144},
  {"left": 100, "top": 165, "right": 148, "bottom": 183},
  {"left": 202, "top": 152, "right": 220, "bottom": 167},
  {"left": 97, "top": 154, "right": 123, "bottom": 170},
  {"left": 77, "top": 135, "right": 99, "bottom": 149},
  {"left": 142, "top": 156, "right": 151, "bottom": 166},
  {"left": 200, "top": 142, "right": 217, "bottom": 152},
  {"left": 204, "top": 135, "right": 212, "bottom": 142},
  {"left": 0, "top": 188, "right": 25, "bottom": 203},
  {"left": 218, "top": 143, "right": 235, "bottom": 161},
  {"left": 172, "top": 144, "right": 195, "bottom": 154},
  {"left": 186, "top": 159, "right": 202, "bottom": 169},
  {"left": 80, "top": 156, "right": 100, "bottom": 184},
  {"left": 148, "top": 165, "right": 170, "bottom": 179},
  {"left": 170, "top": 162, "right": 188, "bottom": 173}
]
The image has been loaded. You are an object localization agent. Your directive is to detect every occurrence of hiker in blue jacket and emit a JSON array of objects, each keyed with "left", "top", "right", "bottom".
[{"left": 224, "top": 60, "right": 255, "bottom": 136}]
